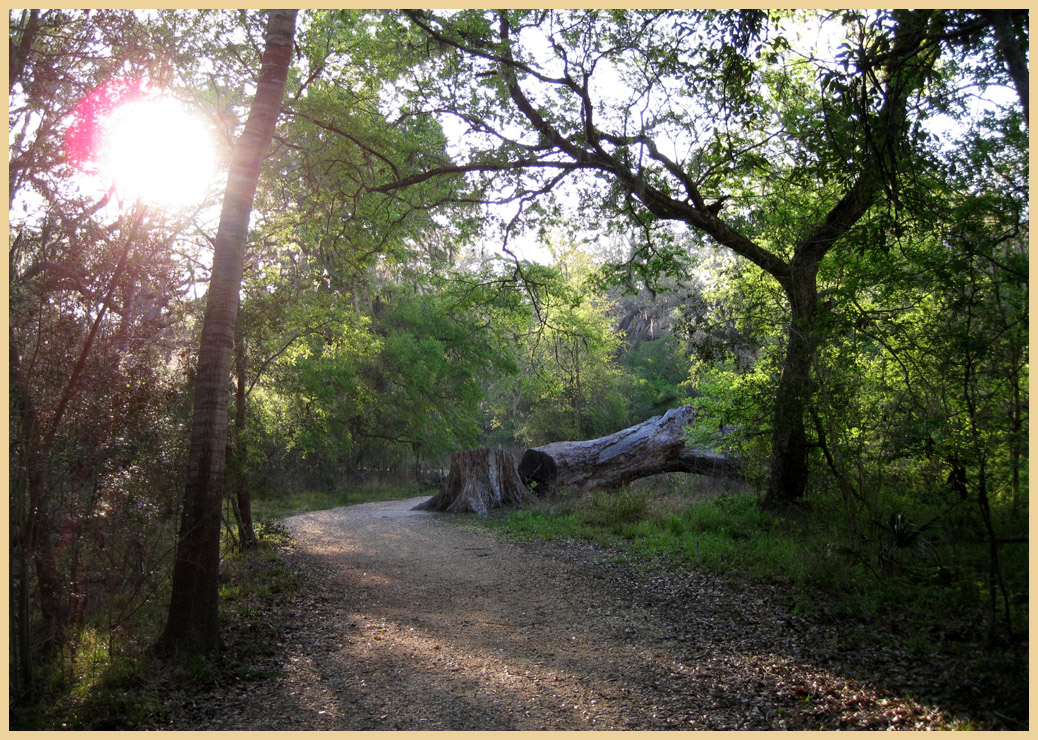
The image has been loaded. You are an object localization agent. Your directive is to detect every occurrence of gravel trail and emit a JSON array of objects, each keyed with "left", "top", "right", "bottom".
[{"left": 159, "top": 496, "right": 973, "bottom": 730}]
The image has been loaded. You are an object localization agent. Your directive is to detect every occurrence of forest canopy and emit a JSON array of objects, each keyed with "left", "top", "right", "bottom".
[{"left": 8, "top": 7, "right": 1027, "bottom": 720}]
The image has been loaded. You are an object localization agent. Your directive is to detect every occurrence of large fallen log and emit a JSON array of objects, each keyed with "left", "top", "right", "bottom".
[
  {"left": 518, "top": 405, "right": 739, "bottom": 496},
  {"left": 416, "top": 406, "right": 738, "bottom": 515}
]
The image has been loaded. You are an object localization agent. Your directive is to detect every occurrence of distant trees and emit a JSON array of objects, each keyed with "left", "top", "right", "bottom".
[
  {"left": 267, "top": 264, "right": 527, "bottom": 484},
  {"left": 484, "top": 241, "right": 633, "bottom": 447}
]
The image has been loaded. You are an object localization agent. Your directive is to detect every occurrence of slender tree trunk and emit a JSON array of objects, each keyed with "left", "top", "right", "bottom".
[
  {"left": 9, "top": 9, "right": 41, "bottom": 94},
  {"left": 233, "top": 322, "right": 257, "bottom": 549},
  {"left": 764, "top": 264, "right": 822, "bottom": 507},
  {"left": 976, "top": 459, "right": 1014, "bottom": 642},
  {"left": 572, "top": 342, "right": 582, "bottom": 439},
  {"left": 1009, "top": 369, "right": 1022, "bottom": 515},
  {"left": 157, "top": 9, "right": 296, "bottom": 657}
]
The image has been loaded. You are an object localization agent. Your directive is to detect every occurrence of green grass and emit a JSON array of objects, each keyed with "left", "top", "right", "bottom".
[
  {"left": 480, "top": 475, "right": 1028, "bottom": 632},
  {"left": 251, "top": 482, "right": 432, "bottom": 522}
]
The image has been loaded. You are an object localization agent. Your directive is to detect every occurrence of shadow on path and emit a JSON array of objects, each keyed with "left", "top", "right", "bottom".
[{"left": 162, "top": 497, "right": 1008, "bottom": 730}]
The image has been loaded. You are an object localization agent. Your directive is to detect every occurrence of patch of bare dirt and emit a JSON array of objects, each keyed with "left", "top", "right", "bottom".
[{"left": 154, "top": 496, "right": 1015, "bottom": 730}]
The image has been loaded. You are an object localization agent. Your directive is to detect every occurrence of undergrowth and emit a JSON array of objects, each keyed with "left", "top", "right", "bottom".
[
  {"left": 480, "top": 474, "right": 1028, "bottom": 638},
  {"left": 14, "top": 482, "right": 420, "bottom": 731}
]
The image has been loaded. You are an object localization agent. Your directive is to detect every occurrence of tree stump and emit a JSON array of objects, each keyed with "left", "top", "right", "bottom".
[
  {"left": 414, "top": 448, "right": 535, "bottom": 516},
  {"left": 518, "top": 404, "right": 739, "bottom": 496}
]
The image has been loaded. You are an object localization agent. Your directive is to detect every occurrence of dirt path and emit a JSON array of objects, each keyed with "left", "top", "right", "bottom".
[{"left": 160, "top": 496, "right": 971, "bottom": 730}]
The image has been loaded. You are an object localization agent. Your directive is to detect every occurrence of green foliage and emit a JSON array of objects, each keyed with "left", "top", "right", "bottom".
[
  {"left": 618, "top": 334, "right": 690, "bottom": 419},
  {"left": 485, "top": 239, "right": 636, "bottom": 447},
  {"left": 363, "top": 280, "right": 518, "bottom": 455},
  {"left": 261, "top": 9, "right": 476, "bottom": 283},
  {"left": 238, "top": 249, "right": 529, "bottom": 489},
  {"left": 223, "top": 7, "right": 493, "bottom": 490},
  {"left": 681, "top": 257, "right": 785, "bottom": 477}
]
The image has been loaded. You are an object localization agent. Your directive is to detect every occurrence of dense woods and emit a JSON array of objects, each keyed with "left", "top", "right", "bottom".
[{"left": 8, "top": 8, "right": 1027, "bottom": 728}]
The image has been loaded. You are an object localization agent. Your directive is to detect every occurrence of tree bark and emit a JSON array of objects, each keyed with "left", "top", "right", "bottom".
[
  {"left": 157, "top": 9, "right": 296, "bottom": 658},
  {"left": 982, "top": 10, "right": 1029, "bottom": 123},
  {"left": 232, "top": 320, "right": 257, "bottom": 549},
  {"left": 763, "top": 263, "right": 822, "bottom": 507},
  {"left": 415, "top": 448, "right": 535, "bottom": 515},
  {"left": 518, "top": 405, "right": 739, "bottom": 496}
]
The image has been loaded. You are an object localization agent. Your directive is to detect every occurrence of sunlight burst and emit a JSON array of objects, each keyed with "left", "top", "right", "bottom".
[
  {"left": 99, "top": 97, "right": 216, "bottom": 207},
  {"left": 68, "top": 80, "right": 216, "bottom": 208}
]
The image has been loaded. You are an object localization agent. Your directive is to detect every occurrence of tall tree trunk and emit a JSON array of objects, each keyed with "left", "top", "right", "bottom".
[
  {"left": 157, "top": 8, "right": 296, "bottom": 658},
  {"left": 761, "top": 11, "right": 935, "bottom": 506},
  {"left": 233, "top": 321, "right": 257, "bottom": 549},
  {"left": 8, "top": 9, "right": 41, "bottom": 93},
  {"left": 763, "top": 264, "right": 822, "bottom": 507},
  {"left": 1009, "top": 366, "right": 1023, "bottom": 515}
]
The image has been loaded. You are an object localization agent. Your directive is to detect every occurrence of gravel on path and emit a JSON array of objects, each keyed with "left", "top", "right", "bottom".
[{"left": 159, "top": 496, "right": 977, "bottom": 730}]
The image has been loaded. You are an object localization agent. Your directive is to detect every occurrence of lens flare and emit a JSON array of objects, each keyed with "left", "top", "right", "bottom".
[{"left": 67, "top": 79, "right": 215, "bottom": 207}]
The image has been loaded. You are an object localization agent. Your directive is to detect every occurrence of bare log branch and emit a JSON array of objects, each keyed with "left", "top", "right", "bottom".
[{"left": 518, "top": 405, "right": 738, "bottom": 496}]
